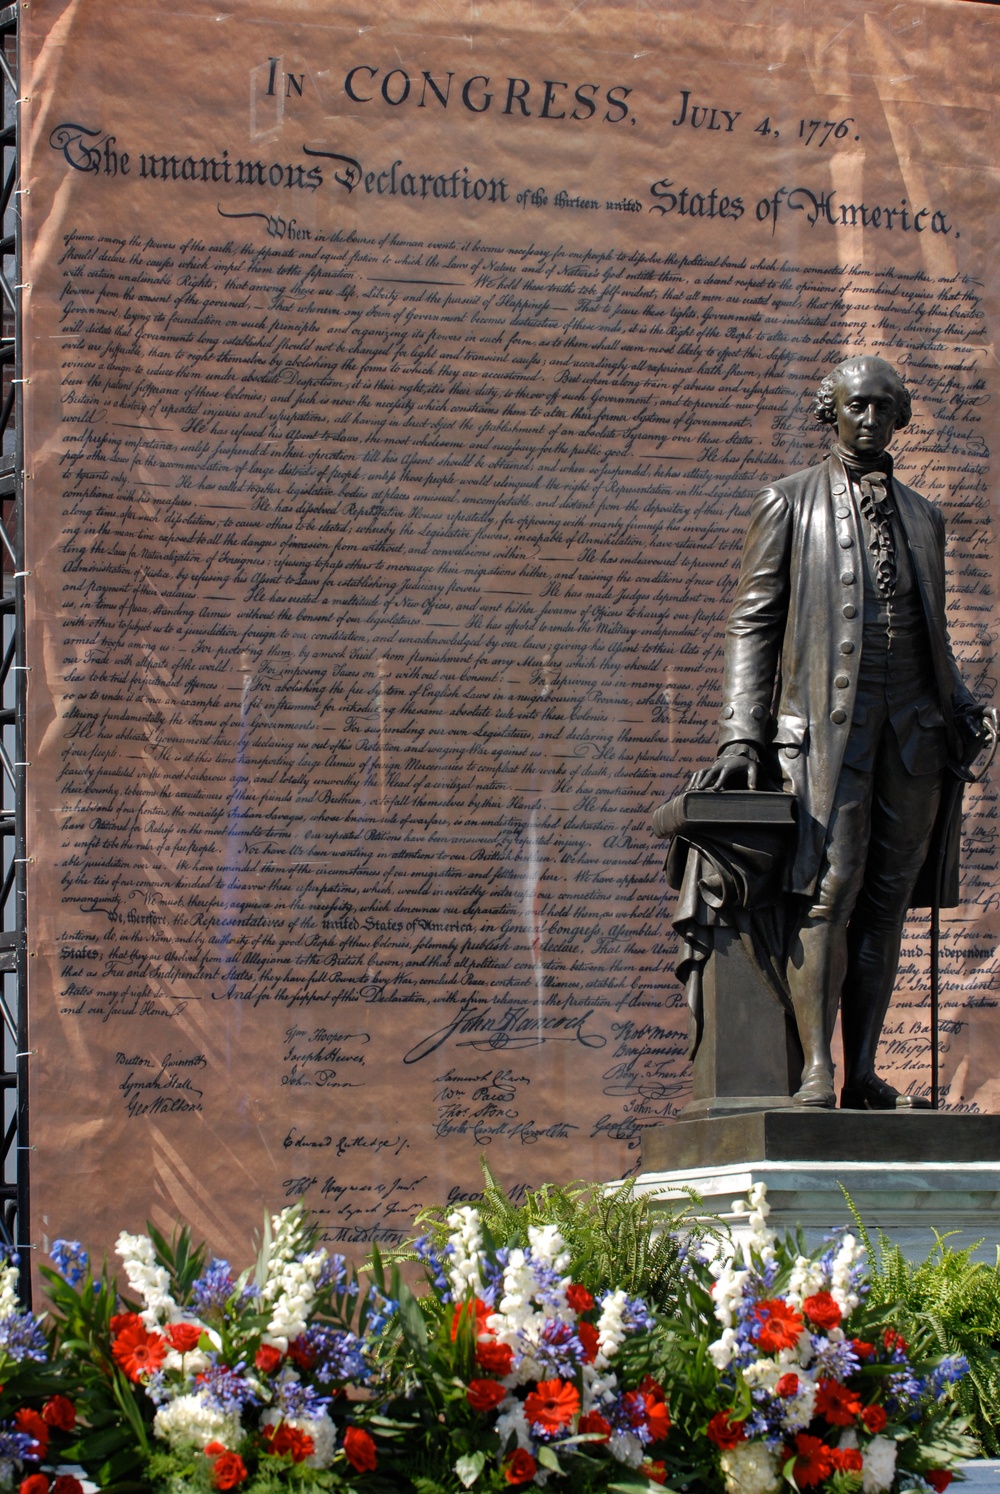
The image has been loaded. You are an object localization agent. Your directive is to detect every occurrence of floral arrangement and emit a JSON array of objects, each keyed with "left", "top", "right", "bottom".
[
  {"left": 37, "top": 1207, "right": 386, "bottom": 1494},
  {"left": 651, "top": 1184, "right": 976, "bottom": 1494},
  {"left": 365, "top": 1204, "right": 670, "bottom": 1493},
  {"left": 0, "top": 1181, "right": 976, "bottom": 1494}
]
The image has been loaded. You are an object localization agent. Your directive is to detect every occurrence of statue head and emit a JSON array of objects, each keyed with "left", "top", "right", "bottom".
[{"left": 812, "top": 357, "right": 912, "bottom": 459}]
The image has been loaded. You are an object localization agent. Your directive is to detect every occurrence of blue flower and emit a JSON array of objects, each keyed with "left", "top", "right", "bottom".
[
  {"left": 413, "top": 1236, "right": 452, "bottom": 1301},
  {"left": 0, "top": 1311, "right": 48, "bottom": 1363},
  {"left": 273, "top": 1375, "right": 330, "bottom": 1419},
  {"left": 197, "top": 1361, "right": 259, "bottom": 1416},
  {"left": 191, "top": 1259, "right": 258, "bottom": 1318},
  {"left": 50, "top": 1239, "right": 89, "bottom": 1287}
]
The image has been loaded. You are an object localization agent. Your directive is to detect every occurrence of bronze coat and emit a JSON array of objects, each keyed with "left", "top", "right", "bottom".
[{"left": 717, "top": 453, "right": 974, "bottom": 900}]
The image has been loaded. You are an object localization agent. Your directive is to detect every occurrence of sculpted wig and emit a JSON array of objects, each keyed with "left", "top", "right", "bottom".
[{"left": 811, "top": 357, "right": 912, "bottom": 429}]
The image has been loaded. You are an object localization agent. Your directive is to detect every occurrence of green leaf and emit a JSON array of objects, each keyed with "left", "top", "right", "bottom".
[
  {"left": 536, "top": 1445, "right": 562, "bottom": 1472},
  {"left": 454, "top": 1451, "right": 486, "bottom": 1487}
]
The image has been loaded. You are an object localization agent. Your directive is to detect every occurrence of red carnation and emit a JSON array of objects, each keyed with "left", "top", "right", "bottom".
[
  {"left": 287, "top": 1335, "right": 317, "bottom": 1370},
  {"left": 19, "top": 1477, "right": 48, "bottom": 1494},
  {"left": 578, "top": 1410, "right": 612, "bottom": 1442},
  {"left": 852, "top": 1339, "right": 876, "bottom": 1360},
  {"left": 111, "top": 1321, "right": 167, "bottom": 1382},
  {"left": 577, "top": 1321, "right": 599, "bottom": 1363},
  {"left": 883, "top": 1328, "right": 908, "bottom": 1354},
  {"left": 862, "top": 1404, "right": 888, "bottom": 1433},
  {"left": 815, "top": 1378, "right": 862, "bottom": 1427},
  {"left": 255, "top": 1344, "right": 283, "bottom": 1374},
  {"left": 566, "top": 1283, "right": 594, "bottom": 1313},
  {"left": 642, "top": 1460, "right": 668, "bottom": 1486},
  {"left": 165, "top": 1322, "right": 204, "bottom": 1355},
  {"left": 830, "top": 1447, "right": 864, "bottom": 1473},
  {"left": 792, "top": 1433, "right": 835, "bottom": 1488},
  {"left": 475, "top": 1338, "right": 513, "bottom": 1376},
  {"left": 14, "top": 1410, "right": 49, "bottom": 1457},
  {"left": 753, "top": 1299, "right": 804, "bottom": 1353},
  {"left": 211, "top": 1452, "right": 247, "bottom": 1490},
  {"left": 466, "top": 1378, "right": 507, "bottom": 1413},
  {"left": 503, "top": 1449, "right": 537, "bottom": 1486},
  {"left": 926, "top": 1473, "right": 953, "bottom": 1493},
  {"left": 524, "top": 1378, "right": 580, "bottom": 1434},
  {"left": 343, "top": 1426, "right": 377, "bottom": 1473},
  {"left": 41, "top": 1396, "right": 76, "bottom": 1431},
  {"left": 51, "top": 1479, "right": 84, "bottom": 1494},
  {"left": 775, "top": 1373, "right": 800, "bottom": 1398},
  {"left": 803, "top": 1292, "right": 842, "bottom": 1332},
  {"left": 263, "top": 1423, "right": 315, "bottom": 1463},
  {"left": 706, "top": 1411, "right": 746, "bottom": 1450}
]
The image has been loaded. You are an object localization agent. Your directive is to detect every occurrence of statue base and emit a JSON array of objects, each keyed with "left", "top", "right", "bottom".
[{"left": 636, "top": 1111, "right": 1000, "bottom": 1261}]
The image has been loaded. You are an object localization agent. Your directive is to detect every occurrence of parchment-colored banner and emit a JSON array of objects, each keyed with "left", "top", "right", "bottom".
[{"left": 20, "top": 0, "right": 1000, "bottom": 1257}]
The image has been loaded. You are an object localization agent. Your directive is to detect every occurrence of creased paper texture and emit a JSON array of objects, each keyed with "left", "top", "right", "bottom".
[{"left": 20, "top": 0, "right": 1000, "bottom": 1257}]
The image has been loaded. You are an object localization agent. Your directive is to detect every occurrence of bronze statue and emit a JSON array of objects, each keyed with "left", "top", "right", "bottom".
[{"left": 657, "top": 357, "right": 988, "bottom": 1111}]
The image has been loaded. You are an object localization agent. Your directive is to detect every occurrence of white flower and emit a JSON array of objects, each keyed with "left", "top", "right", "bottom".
[
  {"left": 786, "top": 1254, "right": 827, "bottom": 1310},
  {"left": 0, "top": 1258, "right": 18, "bottom": 1319},
  {"left": 115, "top": 1231, "right": 179, "bottom": 1328},
  {"left": 153, "top": 1392, "right": 240, "bottom": 1450},
  {"left": 711, "top": 1257, "right": 750, "bottom": 1330},
  {"left": 258, "top": 1209, "right": 327, "bottom": 1350},
  {"left": 446, "top": 1207, "right": 485, "bottom": 1300},
  {"left": 830, "top": 1233, "right": 865, "bottom": 1316},
  {"left": 708, "top": 1327, "right": 739, "bottom": 1370},
  {"left": 719, "top": 1441, "right": 781, "bottom": 1494},
  {"left": 862, "top": 1436, "right": 897, "bottom": 1493},
  {"left": 495, "top": 1397, "right": 531, "bottom": 1451},
  {"left": 607, "top": 1430, "right": 645, "bottom": 1468}
]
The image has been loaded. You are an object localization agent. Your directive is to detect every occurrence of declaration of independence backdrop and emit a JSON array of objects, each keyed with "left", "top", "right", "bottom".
[{"left": 19, "top": 0, "right": 1000, "bottom": 1257}]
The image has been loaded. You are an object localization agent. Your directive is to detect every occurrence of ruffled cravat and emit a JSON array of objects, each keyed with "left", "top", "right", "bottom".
[{"left": 832, "top": 444, "right": 896, "bottom": 598}]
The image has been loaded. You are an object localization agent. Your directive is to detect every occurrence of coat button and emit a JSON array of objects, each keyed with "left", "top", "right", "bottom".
[
  {"left": 722, "top": 706, "right": 734, "bottom": 719},
  {"left": 831, "top": 709, "right": 847, "bottom": 724},
  {"left": 840, "top": 641, "right": 855, "bottom": 654},
  {"left": 833, "top": 483, "right": 847, "bottom": 494},
  {"left": 750, "top": 705, "right": 765, "bottom": 720},
  {"left": 839, "top": 536, "right": 853, "bottom": 548},
  {"left": 841, "top": 571, "right": 856, "bottom": 585},
  {"left": 835, "top": 674, "right": 850, "bottom": 688},
  {"left": 843, "top": 605, "right": 857, "bottom": 619},
  {"left": 836, "top": 507, "right": 851, "bottom": 519}
]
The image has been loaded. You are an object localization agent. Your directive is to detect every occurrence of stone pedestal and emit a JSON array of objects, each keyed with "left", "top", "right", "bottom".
[{"left": 637, "top": 1111, "right": 1000, "bottom": 1261}]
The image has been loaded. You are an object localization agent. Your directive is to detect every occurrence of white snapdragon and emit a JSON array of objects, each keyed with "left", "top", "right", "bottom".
[
  {"left": 862, "top": 1436, "right": 897, "bottom": 1493},
  {"left": 732, "top": 1183, "right": 776, "bottom": 1264},
  {"left": 153, "top": 1391, "right": 240, "bottom": 1450},
  {"left": 162, "top": 1347, "right": 211, "bottom": 1376},
  {"left": 263, "top": 1248, "right": 326, "bottom": 1350},
  {"left": 719, "top": 1441, "right": 781, "bottom": 1494},
  {"left": 785, "top": 1254, "right": 827, "bottom": 1310},
  {"left": 595, "top": 1289, "right": 629, "bottom": 1363},
  {"left": 830, "top": 1233, "right": 865, "bottom": 1316},
  {"left": 708, "top": 1326, "right": 739, "bottom": 1370},
  {"left": 115, "top": 1231, "right": 179, "bottom": 1328},
  {"left": 527, "top": 1223, "right": 571, "bottom": 1279},
  {"left": 446, "top": 1206, "right": 485, "bottom": 1300},
  {"left": 0, "top": 1257, "right": 18, "bottom": 1319},
  {"left": 711, "top": 1257, "right": 750, "bottom": 1329}
]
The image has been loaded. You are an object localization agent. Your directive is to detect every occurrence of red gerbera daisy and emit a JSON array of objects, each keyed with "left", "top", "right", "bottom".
[
  {"left": 815, "top": 1378, "right": 862, "bottom": 1427},
  {"left": 111, "top": 1321, "right": 167, "bottom": 1382},
  {"left": 524, "top": 1378, "right": 580, "bottom": 1434},
  {"left": 15, "top": 1409, "right": 49, "bottom": 1457},
  {"left": 754, "top": 1299, "right": 804, "bottom": 1353},
  {"left": 792, "top": 1433, "right": 835, "bottom": 1488}
]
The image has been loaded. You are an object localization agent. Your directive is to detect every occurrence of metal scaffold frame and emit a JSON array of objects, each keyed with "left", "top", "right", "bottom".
[{"left": 0, "top": 0, "right": 27, "bottom": 1273}]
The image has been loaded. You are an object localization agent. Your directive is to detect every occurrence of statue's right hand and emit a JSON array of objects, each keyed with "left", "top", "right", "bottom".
[{"left": 688, "top": 744, "right": 760, "bottom": 792}]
